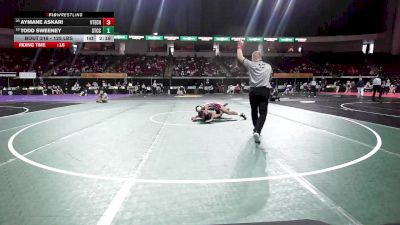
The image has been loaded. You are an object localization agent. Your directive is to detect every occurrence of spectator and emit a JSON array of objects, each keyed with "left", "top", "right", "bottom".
[
  {"left": 96, "top": 90, "right": 108, "bottom": 103},
  {"left": 389, "top": 83, "right": 397, "bottom": 94},
  {"left": 177, "top": 86, "right": 186, "bottom": 96},
  {"left": 383, "top": 79, "right": 390, "bottom": 95},
  {"left": 72, "top": 82, "right": 81, "bottom": 93},
  {"left": 356, "top": 78, "right": 365, "bottom": 97},
  {"left": 334, "top": 80, "right": 341, "bottom": 93},
  {"left": 372, "top": 75, "right": 382, "bottom": 102},
  {"left": 56, "top": 86, "right": 64, "bottom": 95},
  {"left": 345, "top": 80, "right": 351, "bottom": 93},
  {"left": 141, "top": 83, "right": 146, "bottom": 94},
  {"left": 309, "top": 78, "right": 317, "bottom": 98},
  {"left": 365, "top": 81, "right": 372, "bottom": 92},
  {"left": 152, "top": 80, "right": 157, "bottom": 95},
  {"left": 283, "top": 83, "right": 294, "bottom": 96},
  {"left": 234, "top": 84, "right": 241, "bottom": 94},
  {"left": 128, "top": 82, "right": 134, "bottom": 95}
]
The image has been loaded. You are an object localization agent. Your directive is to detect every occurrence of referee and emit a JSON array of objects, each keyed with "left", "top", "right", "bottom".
[
  {"left": 372, "top": 75, "right": 382, "bottom": 102},
  {"left": 237, "top": 41, "right": 273, "bottom": 143}
]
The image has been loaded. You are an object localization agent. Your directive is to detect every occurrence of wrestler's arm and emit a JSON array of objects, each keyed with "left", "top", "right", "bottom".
[{"left": 205, "top": 111, "right": 218, "bottom": 123}]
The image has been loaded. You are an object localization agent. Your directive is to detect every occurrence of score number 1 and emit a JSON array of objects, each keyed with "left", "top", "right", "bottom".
[{"left": 102, "top": 18, "right": 115, "bottom": 34}]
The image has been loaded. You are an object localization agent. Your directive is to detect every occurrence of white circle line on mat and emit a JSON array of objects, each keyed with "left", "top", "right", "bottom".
[
  {"left": 0, "top": 106, "right": 29, "bottom": 118},
  {"left": 8, "top": 108, "right": 382, "bottom": 183},
  {"left": 340, "top": 102, "right": 400, "bottom": 118}
]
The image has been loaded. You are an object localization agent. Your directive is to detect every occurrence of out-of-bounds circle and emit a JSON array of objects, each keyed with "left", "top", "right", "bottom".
[
  {"left": 8, "top": 108, "right": 382, "bottom": 183},
  {"left": 0, "top": 106, "right": 29, "bottom": 118},
  {"left": 341, "top": 102, "right": 400, "bottom": 118},
  {"left": 149, "top": 111, "right": 242, "bottom": 127}
]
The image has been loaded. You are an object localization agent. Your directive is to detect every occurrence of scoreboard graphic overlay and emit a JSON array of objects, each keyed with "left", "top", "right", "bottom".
[{"left": 14, "top": 12, "right": 115, "bottom": 48}]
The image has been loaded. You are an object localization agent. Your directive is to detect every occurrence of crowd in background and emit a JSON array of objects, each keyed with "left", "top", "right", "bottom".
[
  {"left": 1, "top": 51, "right": 400, "bottom": 80},
  {"left": 1, "top": 50, "right": 400, "bottom": 97},
  {"left": 279, "top": 76, "right": 398, "bottom": 97},
  {"left": 113, "top": 55, "right": 167, "bottom": 76},
  {"left": 172, "top": 57, "right": 224, "bottom": 77}
]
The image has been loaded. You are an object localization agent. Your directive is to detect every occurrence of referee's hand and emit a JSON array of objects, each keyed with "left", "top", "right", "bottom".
[{"left": 237, "top": 40, "right": 244, "bottom": 49}]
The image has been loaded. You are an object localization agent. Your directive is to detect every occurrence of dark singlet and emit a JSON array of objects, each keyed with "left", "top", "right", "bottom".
[{"left": 209, "top": 103, "right": 222, "bottom": 114}]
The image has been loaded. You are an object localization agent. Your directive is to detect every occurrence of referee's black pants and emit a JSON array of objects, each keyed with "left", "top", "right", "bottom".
[
  {"left": 372, "top": 85, "right": 382, "bottom": 101},
  {"left": 309, "top": 85, "right": 317, "bottom": 97},
  {"left": 249, "top": 86, "right": 270, "bottom": 134}
]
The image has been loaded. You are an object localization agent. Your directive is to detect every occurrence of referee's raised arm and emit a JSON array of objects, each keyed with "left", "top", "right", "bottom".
[
  {"left": 237, "top": 40, "right": 245, "bottom": 63},
  {"left": 236, "top": 40, "right": 272, "bottom": 144}
]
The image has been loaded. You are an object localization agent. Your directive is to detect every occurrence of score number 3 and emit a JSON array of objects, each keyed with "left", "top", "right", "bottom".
[{"left": 102, "top": 18, "right": 115, "bottom": 26}]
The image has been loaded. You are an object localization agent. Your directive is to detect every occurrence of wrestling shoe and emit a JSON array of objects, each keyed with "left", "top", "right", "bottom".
[
  {"left": 253, "top": 132, "right": 261, "bottom": 144},
  {"left": 240, "top": 113, "right": 247, "bottom": 120}
]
